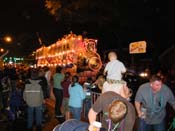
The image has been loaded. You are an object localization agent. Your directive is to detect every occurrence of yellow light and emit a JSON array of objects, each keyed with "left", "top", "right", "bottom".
[
  {"left": 139, "top": 72, "right": 148, "bottom": 77},
  {"left": 4, "top": 36, "right": 12, "bottom": 42},
  {"left": 78, "top": 36, "right": 82, "bottom": 40},
  {"left": 0, "top": 48, "right": 4, "bottom": 52}
]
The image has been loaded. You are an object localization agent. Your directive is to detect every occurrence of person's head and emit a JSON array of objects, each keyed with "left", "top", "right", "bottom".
[
  {"left": 108, "top": 51, "right": 117, "bottom": 61},
  {"left": 55, "top": 66, "right": 62, "bottom": 73},
  {"left": 86, "top": 77, "right": 93, "bottom": 84},
  {"left": 149, "top": 74, "right": 162, "bottom": 93},
  {"left": 31, "top": 69, "right": 39, "bottom": 80},
  {"left": 38, "top": 68, "right": 45, "bottom": 77},
  {"left": 108, "top": 100, "right": 127, "bottom": 123},
  {"left": 96, "top": 75, "right": 105, "bottom": 90},
  {"left": 71, "top": 75, "right": 79, "bottom": 87},
  {"left": 72, "top": 75, "right": 79, "bottom": 82},
  {"left": 44, "top": 66, "right": 50, "bottom": 72},
  {"left": 65, "top": 72, "right": 71, "bottom": 78}
]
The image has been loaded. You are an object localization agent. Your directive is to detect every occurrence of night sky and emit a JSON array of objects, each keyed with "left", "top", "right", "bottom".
[{"left": 0, "top": 0, "right": 174, "bottom": 59}]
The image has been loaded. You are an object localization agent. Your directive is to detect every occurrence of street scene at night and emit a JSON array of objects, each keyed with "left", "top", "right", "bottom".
[{"left": 0, "top": 0, "right": 175, "bottom": 131}]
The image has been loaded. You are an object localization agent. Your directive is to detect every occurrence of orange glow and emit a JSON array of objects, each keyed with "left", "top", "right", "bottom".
[
  {"left": 0, "top": 48, "right": 4, "bottom": 52},
  {"left": 35, "top": 32, "right": 102, "bottom": 71},
  {"left": 4, "top": 36, "right": 12, "bottom": 43}
]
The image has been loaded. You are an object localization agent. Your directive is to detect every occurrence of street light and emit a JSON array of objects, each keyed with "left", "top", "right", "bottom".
[
  {"left": 0, "top": 35, "right": 12, "bottom": 53},
  {"left": 0, "top": 48, "right": 4, "bottom": 52},
  {"left": 4, "top": 36, "right": 12, "bottom": 43},
  {"left": 0, "top": 35, "right": 11, "bottom": 60}
]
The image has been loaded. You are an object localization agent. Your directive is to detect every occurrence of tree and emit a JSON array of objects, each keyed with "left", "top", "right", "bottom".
[{"left": 44, "top": 0, "right": 120, "bottom": 27}]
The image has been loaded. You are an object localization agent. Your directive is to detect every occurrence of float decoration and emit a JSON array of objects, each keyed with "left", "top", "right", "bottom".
[{"left": 36, "top": 32, "right": 102, "bottom": 72}]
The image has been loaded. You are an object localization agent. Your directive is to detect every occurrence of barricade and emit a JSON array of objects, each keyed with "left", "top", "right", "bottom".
[{"left": 82, "top": 91, "right": 102, "bottom": 122}]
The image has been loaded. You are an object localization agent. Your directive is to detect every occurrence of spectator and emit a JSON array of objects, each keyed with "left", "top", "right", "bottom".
[
  {"left": 38, "top": 68, "right": 49, "bottom": 122},
  {"left": 83, "top": 77, "right": 94, "bottom": 120},
  {"left": 61, "top": 72, "right": 71, "bottom": 120},
  {"left": 103, "top": 51, "right": 126, "bottom": 81},
  {"left": 53, "top": 66, "right": 64, "bottom": 118},
  {"left": 68, "top": 75, "right": 85, "bottom": 120},
  {"left": 88, "top": 91, "right": 136, "bottom": 131},
  {"left": 23, "top": 69, "right": 44, "bottom": 131},
  {"left": 44, "top": 66, "right": 51, "bottom": 98},
  {"left": 39, "top": 68, "right": 49, "bottom": 99},
  {"left": 135, "top": 74, "right": 175, "bottom": 131},
  {"left": 103, "top": 51, "right": 130, "bottom": 99}
]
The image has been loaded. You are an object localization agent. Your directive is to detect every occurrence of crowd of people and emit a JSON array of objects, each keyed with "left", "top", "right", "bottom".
[
  {"left": 0, "top": 50, "right": 175, "bottom": 131},
  {"left": 0, "top": 65, "right": 51, "bottom": 130}
]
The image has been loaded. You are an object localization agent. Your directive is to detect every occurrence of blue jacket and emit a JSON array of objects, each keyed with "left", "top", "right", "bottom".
[{"left": 68, "top": 83, "right": 85, "bottom": 108}]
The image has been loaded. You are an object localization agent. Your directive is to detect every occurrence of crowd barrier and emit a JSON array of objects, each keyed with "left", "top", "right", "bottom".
[{"left": 82, "top": 91, "right": 102, "bottom": 122}]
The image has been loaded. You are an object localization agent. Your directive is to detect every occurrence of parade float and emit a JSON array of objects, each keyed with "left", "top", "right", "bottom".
[{"left": 35, "top": 32, "right": 102, "bottom": 82}]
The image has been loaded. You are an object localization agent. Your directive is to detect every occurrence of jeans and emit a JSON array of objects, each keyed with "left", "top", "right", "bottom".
[
  {"left": 138, "top": 118, "right": 165, "bottom": 131},
  {"left": 27, "top": 105, "right": 43, "bottom": 129},
  {"left": 83, "top": 98, "right": 91, "bottom": 119},
  {"left": 11, "top": 80, "right": 17, "bottom": 91},
  {"left": 53, "top": 88, "right": 63, "bottom": 116},
  {"left": 69, "top": 106, "right": 82, "bottom": 120}
]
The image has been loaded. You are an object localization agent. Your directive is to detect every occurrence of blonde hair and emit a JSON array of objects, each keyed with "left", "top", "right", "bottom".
[
  {"left": 108, "top": 100, "right": 127, "bottom": 123},
  {"left": 108, "top": 51, "right": 117, "bottom": 61}
]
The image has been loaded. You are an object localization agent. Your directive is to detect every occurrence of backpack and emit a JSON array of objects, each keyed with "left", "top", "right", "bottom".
[
  {"left": 23, "top": 79, "right": 43, "bottom": 107},
  {"left": 53, "top": 119, "right": 89, "bottom": 131}
]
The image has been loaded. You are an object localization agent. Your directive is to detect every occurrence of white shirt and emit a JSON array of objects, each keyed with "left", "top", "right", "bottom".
[{"left": 104, "top": 59, "right": 126, "bottom": 80}]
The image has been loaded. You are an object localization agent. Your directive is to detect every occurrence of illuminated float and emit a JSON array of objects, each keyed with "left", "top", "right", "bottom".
[{"left": 35, "top": 33, "right": 102, "bottom": 75}]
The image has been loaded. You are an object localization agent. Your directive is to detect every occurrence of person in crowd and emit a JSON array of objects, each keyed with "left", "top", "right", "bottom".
[
  {"left": 83, "top": 77, "right": 94, "bottom": 120},
  {"left": 23, "top": 69, "right": 44, "bottom": 131},
  {"left": 88, "top": 91, "right": 136, "bottom": 131},
  {"left": 68, "top": 75, "right": 86, "bottom": 120},
  {"left": 53, "top": 66, "right": 65, "bottom": 118},
  {"left": 102, "top": 80, "right": 132, "bottom": 100},
  {"left": 102, "top": 51, "right": 130, "bottom": 99},
  {"left": 61, "top": 71, "right": 71, "bottom": 120},
  {"left": 39, "top": 68, "right": 49, "bottom": 99},
  {"left": 135, "top": 74, "right": 175, "bottom": 131},
  {"left": 44, "top": 66, "right": 51, "bottom": 98},
  {"left": 38, "top": 68, "right": 50, "bottom": 122},
  {"left": 103, "top": 51, "right": 126, "bottom": 81},
  {"left": 0, "top": 67, "right": 11, "bottom": 110},
  {"left": 8, "top": 66, "right": 18, "bottom": 91}
]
